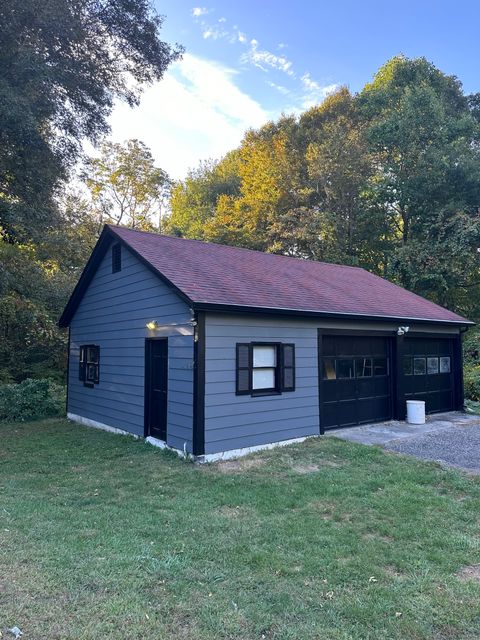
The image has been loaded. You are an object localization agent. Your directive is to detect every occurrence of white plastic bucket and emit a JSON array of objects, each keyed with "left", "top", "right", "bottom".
[{"left": 406, "top": 400, "right": 425, "bottom": 425}]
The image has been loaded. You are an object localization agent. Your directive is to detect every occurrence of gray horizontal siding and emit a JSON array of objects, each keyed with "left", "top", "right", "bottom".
[
  {"left": 203, "top": 314, "right": 321, "bottom": 455},
  {"left": 203, "top": 314, "right": 460, "bottom": 455},
  {"left": 68, "top": 240, "right": 194, "bottom": 450}
]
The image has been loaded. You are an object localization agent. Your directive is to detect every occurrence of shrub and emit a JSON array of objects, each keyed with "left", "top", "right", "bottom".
[
  {"left": 463, "top": 364, "right": 480, "bottom": 402},
  {"left": 0, "top": 378, "right": 66, "bottom": 422}
]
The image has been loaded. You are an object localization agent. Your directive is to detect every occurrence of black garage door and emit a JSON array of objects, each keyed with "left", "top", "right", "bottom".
[
  {"left": 403, "top": 337, "right": 454, "bottom": 413},
  {"left": 320, "top": 335, "right": 392, "bottom": 429}
]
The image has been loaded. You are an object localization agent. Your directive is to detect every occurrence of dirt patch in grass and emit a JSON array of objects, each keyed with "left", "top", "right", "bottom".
[
  {"left": 305, "top": 499, "right": 337, "bottom": 517},
  {"left": 214, "top": 457, "right": 266, "bottom": 473},
  {"left": 364, "top": 532, "right": 394, "bottom": 544},
  {"left": 383, "top": 565, "right": 405, "bottom": 578},
  {"left": 292, "top": 463, "right": 321, "bottom": 474},
  {"left": 291, "top": 459, "right": 342, "bottom": 473},
  {"left": 215, "top": 505, "right": 252, "bottom": 519},
  {"left": 457, "top": 564, "right": 480, "bottom": 582}
]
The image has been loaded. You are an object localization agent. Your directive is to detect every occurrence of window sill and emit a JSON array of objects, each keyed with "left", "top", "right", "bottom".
[
  {"left": 83, "top": 382, "right": 95, "bottom": 388},
  {"left": 251, "top": 390, "right": 281, "bottom": 398}
]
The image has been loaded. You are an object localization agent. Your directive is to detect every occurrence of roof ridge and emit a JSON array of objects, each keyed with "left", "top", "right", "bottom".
[{"left": 108, "top": 224, "right": 365, "bottom": 272}]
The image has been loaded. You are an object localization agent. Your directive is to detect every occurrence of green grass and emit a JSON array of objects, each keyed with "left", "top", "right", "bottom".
[
  {"left": 465, "top": 398, "right": 480, "bottom": 415},
  {"left": 1, "top": 420, "right": 480, "bottom": 639}
]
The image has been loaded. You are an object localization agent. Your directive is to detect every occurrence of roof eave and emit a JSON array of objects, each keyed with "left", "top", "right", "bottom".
[{"left": 192, "top": 301, "right": 474, "bottom": 327}]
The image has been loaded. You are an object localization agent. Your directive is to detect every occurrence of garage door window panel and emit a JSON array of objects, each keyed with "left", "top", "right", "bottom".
[
  {"left": 356, "top": 358, "right": 373, "bottom": 377},
  {"left": 440, "top": 357, "right": 451, "bottom": 373},
  {"left": 414, "top": 357, "right": 426, "bottom": 375},
  {"left": 337, "top": 359, "right": 355, "bottom": 379}
]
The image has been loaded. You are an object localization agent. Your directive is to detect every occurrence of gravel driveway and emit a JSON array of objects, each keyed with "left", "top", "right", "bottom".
[
  {"left": 328, "top": 412, "right": 480, "bottom": 473},
  {"left": 385, "top": 422, "right": 480, "bottom": 473}
]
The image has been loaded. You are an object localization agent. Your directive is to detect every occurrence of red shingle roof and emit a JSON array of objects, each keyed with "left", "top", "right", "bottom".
[{"left": 109, "top": 225, "right": 469, "bottom": 324}]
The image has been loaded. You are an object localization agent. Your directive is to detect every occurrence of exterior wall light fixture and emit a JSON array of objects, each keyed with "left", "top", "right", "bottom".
[
  {"left": 146, "top": 320, "right": 158, "bottom": 330},
  {"left": 397, "top": 326, "right": 410, "bottom": 336}
]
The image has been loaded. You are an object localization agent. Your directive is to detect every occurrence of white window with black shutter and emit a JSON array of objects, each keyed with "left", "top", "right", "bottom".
[
  {"left": 79, "top": 345, "right": 100, "bottom": 387},
  {"left": 236, "top": 343, "right": 295, "bottom": 396}
]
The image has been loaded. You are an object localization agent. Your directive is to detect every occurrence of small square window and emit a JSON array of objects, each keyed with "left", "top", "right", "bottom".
[
  {"left": 337, "top": 359, "right": 354, "bottom": 379},
  {"left": 427, "top": 357, "right": 439, "bottom": 375},
  {"left": 356, "top": 358, "right": 372, "bottom": 378},
  {"left": 413, "top": 357, "right": 426, "bottom": 375},
  {"left": 403, "top": 356, "right": 413, "bottom": 376},
  {"left": 439, "top": 357, "right": 451, "bottom": 373},
  {"left": 253, "top": 345, "right": 276, "bottom": 368},
  {"left": 252, "top": 368, "right": 275, "bottom": 390},
  {"left": 322, "top": 358, "right": 336, "bottom": 380},
  {"left": 373, "top": 357, "right": 388, "bottom": 376}
]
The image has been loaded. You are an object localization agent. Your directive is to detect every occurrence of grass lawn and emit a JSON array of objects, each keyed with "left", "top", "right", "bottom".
[{"left": 1, "top": 420, "right": 480, "bottom": 639}]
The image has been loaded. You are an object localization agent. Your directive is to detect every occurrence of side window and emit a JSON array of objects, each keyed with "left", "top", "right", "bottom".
[
  {"left": 236, "top": 343, "right": 295, "bottom": 396},
  {"left": 112, "top": 244, "right": 121, "bottom": 273},
  {"left": 79, "top": 345, "right": 100, "bottom": 387}
]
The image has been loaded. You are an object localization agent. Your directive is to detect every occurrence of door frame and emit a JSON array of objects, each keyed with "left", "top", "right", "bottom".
[
  {"left": 317, "top": 329, "right": 395, "bottom": 434},
  {"left": 144, "top": 337, "right": 168, "bottom": 440}
]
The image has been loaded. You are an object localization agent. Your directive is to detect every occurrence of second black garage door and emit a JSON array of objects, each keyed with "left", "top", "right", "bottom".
[
  {"left": 402, "top": 337, "right": 455, "bottom": 413},
  {"left": 319, "top": 334, "right": 392, "bottom": 430}
]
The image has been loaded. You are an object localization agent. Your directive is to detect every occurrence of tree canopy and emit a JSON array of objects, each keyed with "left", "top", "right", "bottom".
[
  {"left": 0, "top": 0, "right": 182, "bottom": 243},
  {"left": 0, "top": 0, "right": 180, "bottom": 382},
  {"left": 86, "top": 140, "right": 172, "bottom": 230},
  {"left": 166, "top": 56, "right": 480, "bottom": 321}
]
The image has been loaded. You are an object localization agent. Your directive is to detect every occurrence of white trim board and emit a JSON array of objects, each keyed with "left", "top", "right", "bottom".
[
  {"left": 67, "top": 413, "right": 314, "bottom": 463},
  {"left": 67, "top": 413, "right": 140, "bottom": 438},
  {"left": 198, "top": 436, "right": 314, "bottom": 463}
]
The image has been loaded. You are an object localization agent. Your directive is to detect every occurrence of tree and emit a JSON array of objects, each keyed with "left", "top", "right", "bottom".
[
  {"left": 359, "top": 56, "right": 480, "bottom": 313},
  {"left": 0, "top": 0, "right": 182, "bottom": 242},
  {"left": 86, "top": 140, "right": 171, "bottom": 230},
  {"left": 166, "top": 154, "right": 242, "bottom": 240}
]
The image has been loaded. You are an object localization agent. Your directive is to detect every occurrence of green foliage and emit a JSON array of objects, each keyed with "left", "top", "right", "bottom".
[
  {"left": 86, "top": 140, "right": 172, "bottom": 230},
  {"left": 0, "top": 379, "right": 65, "bottom": 422},
  {"left": 464, "top": 366, "right": 480, "bottom": 401},
  {"left": 167, "top": 56, "right": 480, "bottom": 321},
  {"left": 0, "top": 0, "right": 182, "bottom": 243},
  {"left": 0, "top": 0, "right": 180, "bottom": 382}
]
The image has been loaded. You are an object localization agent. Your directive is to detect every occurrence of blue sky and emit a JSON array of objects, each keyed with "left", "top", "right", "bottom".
[{"left": 109, "top": 0, "right": 480, "bottom": 179}]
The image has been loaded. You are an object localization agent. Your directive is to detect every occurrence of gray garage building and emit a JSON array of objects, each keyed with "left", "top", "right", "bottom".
[{"left": 59, "top": 224, "right": 472, "bottom": 460}]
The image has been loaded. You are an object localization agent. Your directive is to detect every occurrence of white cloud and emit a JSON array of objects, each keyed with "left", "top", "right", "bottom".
[
  {"left": 300, "top": 73, "right": 339, "bottom": 108},
  {"left": 192, "top": 7, "right": 208, "bottom": 17},
  {"left": 241, "top": 39, "right": 294, "bottom": 76},
  {"left": 218, "top": 16, "right": 226, "bottom": 22},
  {"left": 301, "top": 72, "right": 321, "bottom": 92},
  {"left": 202, "top": 26, "right": 228, "bottom": 40},
  {"left": 237, "top": 31, "right": 247, "bottom": 43},
  {"left": 108, "top": 54, "right": 269, "bottom": 179},
  {"left": 267, "top": 81, "right": 290, "bottom": 96}
]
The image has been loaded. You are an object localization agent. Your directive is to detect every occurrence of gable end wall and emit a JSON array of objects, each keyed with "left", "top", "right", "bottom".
[{"left": 68, "top": 240, "right": 194, "bottom": 451}]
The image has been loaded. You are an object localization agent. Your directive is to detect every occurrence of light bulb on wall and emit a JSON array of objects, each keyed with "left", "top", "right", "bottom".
[{"left": 146, "top": 320, "right": 158, "bottom": 330}]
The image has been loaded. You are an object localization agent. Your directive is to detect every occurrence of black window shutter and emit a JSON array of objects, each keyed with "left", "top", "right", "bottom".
[
  {"left": 281, "top": 344, "right": 295, "bottom": 391},
  {"left": 79, "top": 346, "right": 85, "bottom": 381},
  {"left": 93, "top": 346, "right": 100, "bottom": 384},
  {"left": 112, "top": 244, "right": 121, "bottom": 273},
  {"left": 236, "top": 344, "right": 251, "bottom": 394}
]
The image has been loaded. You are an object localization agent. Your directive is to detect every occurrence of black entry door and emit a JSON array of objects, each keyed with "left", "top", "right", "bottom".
[
  {"left": 145, "top": 339, "right": 168, "bottom": 440},
  {"left": 402, "top": 337, "right": 454, "bottom": 413},
  {"left": 320, "top": 334, "right": 392, "bottom": 430}
]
